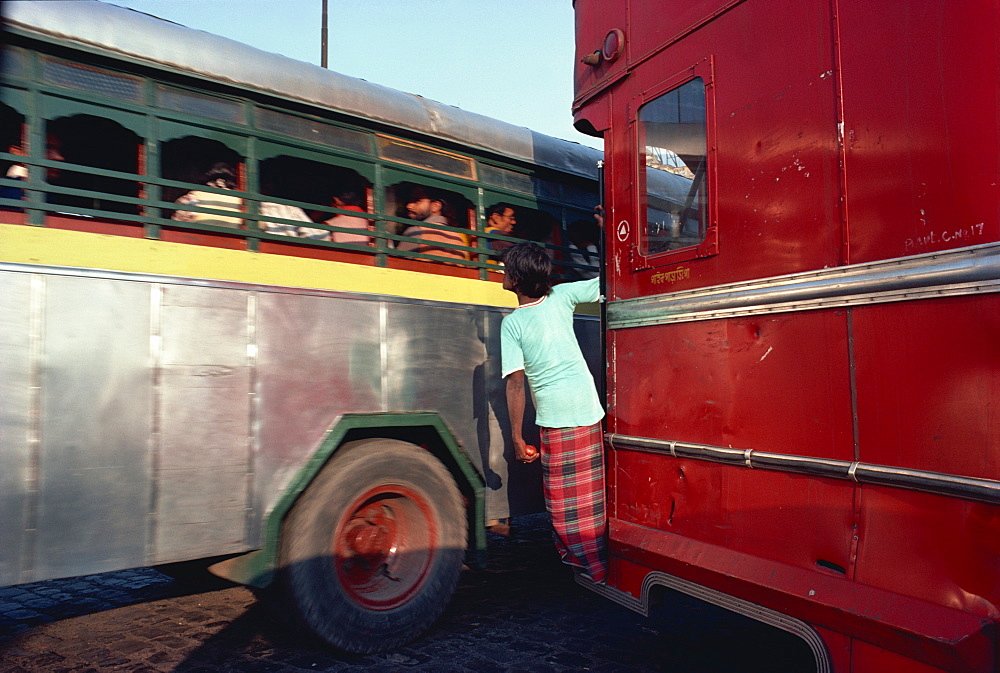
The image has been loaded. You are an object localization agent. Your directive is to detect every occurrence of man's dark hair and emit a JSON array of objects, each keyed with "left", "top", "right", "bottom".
[
  {"left": 501, "top": 241, "right": 552, "bottom": 298},
  {"left": 408, "top": 186, "right": 443, "bottom": 204},
  {"left": 486, "top": 202, "right": 513, "bottom": 219},
  {"left": 202, "top": 162, "right": 237, "bottom": 189},
  {"left": 335, "top": 189, "right": 363, "bottom": 207}
]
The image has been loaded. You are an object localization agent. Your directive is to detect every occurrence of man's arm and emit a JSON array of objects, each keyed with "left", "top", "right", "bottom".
[{"left": 505, "top": 369, "right": 538, "bottom": 463}]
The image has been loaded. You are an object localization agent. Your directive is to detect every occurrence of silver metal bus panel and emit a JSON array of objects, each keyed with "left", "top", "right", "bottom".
[{"left": 0, "top": 263, "right": 600, "bottom": 586}]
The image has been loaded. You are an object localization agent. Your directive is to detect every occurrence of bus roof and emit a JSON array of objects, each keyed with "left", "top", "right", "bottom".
[{"left": 3, "top": 0, "right": 603, "bottom": 181}]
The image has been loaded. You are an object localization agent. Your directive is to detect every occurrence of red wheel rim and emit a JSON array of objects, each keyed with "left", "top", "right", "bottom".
[{"left": 333, "top": 484, "right": 439, "bottom": 610}]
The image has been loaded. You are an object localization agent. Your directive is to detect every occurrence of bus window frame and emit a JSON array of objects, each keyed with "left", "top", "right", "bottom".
[
  {"left": 255, "top": 139, "right": 376, "bottom": 184},
  {"left": 254, "top": 105, "right": 374, "bottom": 157},
  {"left": 253, "top": 139, "right": 377, "bottom": 239},
  {"left": 42, "top": 93, "right": 147, "bottom": 138},
  {"left": 375, "top": 134, "right": 476, "bottom": 181},
  {"left": 2, "top": 87, "right": 30, "bottom": 120},
  {"left": 155, "top": 82, "right": 246, "bottom": 125},
  {"left": 630, "top": 57, "right": 718, "bottom": 271},
  {"left": 158, "top": 119, "right": 248, "bottom": 156}
]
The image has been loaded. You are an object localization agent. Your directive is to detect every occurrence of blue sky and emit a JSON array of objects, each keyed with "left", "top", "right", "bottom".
[{"left": 100, "top": 0, "right": 603, "bottom": 150}]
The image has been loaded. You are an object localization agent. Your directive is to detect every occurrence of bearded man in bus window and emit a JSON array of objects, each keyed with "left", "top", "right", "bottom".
[
  {"left": 500, "top": 241, "right": 607, "bottom": 583},
  {"left": 397, "top": 187, "right": 469, "bottom": 261}
]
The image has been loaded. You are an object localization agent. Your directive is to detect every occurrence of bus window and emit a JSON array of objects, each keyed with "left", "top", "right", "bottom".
[
  {"left": 565, "top": 217, "right": 600, "bottom": 280},
  {"left": 388, "top": 182, "right": 474, "bottom": 262},
  {"left": 257, "top": 155, "right": 372, "bottom": 243},
  {"left": 0, "top": 103, "right": 25, "bottom": 209},
  {"left": 160, "top": 136, "right": 242, "bottom": 225},
  {"left": 482, "top": 200, "right": 598, "bottom": 277},
  {"left": 46, "top": 114, "right": 141, "bottom": 215},
  {"left": 513, "top": 207, "right": 558, "bottom": 250},
  {"left": 484, "top": 201, "right": 559, "bottom": 255},
  {"left": 639, "top": 77, "right": 707, "bottom": 255}
]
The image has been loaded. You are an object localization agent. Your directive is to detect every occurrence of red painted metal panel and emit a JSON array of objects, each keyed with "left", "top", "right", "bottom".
[
  {"left": 611, "top": 518, "right": 997, "bottom": 672},
  {"left": 610, "top": 453, "right": 856, "bottom": 573},
  {"left": 853, "top": 295, "right": 1000, "bottom": 480},
  {"left": 578, "top": 0, "right": 1000, "bottom": 669},
  {"left": 849, "top": 641, "right": 945, "bottom": 673},
  {"left": 837, "top": 1, "right": 1000, "bottom": 263},
  {"left": 815, "top": 626, "right": 853, "bottom": 673},
  {"left": 609, "top": 311, "right": 854, "bottom": 458},
  {"left": 572, "top": 0, "right": 628, "bottom": 114},
  {"left": 627, "top": 0, "right": 746, "bottom": 65},
  {"left": 855, "top": 487, "right": 1000, "bottom": 622},
  {"left": 596, "top": 0, "right": 843, "bottom": 302}
]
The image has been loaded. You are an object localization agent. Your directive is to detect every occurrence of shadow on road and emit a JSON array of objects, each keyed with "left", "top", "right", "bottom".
[{"left": 1, "top": 514, "right": 815, "bottom": 672}]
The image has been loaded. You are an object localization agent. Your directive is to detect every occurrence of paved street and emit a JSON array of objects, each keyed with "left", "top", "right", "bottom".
[{"left": 0, "top": 514, "right": 815, "bottom": 672}]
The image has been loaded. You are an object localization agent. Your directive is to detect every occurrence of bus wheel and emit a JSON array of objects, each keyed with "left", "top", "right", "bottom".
[{"left": 279, "top": 438, "right": 466, "bottom": 653}]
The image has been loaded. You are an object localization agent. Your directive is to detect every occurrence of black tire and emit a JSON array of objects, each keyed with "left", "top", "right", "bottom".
[{"left": 278, "top": 438, "right": 466, "bottom": 653}]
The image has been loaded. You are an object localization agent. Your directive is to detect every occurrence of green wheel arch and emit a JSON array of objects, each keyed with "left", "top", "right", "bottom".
[{"left": 210, "top": 412, "right": 487, "bottom": 588}]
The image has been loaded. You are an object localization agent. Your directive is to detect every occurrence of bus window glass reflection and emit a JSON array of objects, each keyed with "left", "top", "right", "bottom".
[{"left": 639, "top": 78, "right": 707, "bottom": 255}]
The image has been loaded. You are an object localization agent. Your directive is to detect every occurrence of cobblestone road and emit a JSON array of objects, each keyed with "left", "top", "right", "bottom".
[{"left": 0, "top": 515, "right": 815, "bottom": 672}]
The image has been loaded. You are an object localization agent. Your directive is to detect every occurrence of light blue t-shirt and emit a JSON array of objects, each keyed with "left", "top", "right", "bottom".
[{"left": 500, "top": 277, "right": 604, "bottom": 429}]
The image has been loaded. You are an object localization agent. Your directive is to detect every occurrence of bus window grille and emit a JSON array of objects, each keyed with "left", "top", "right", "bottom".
[
  {"left": 256, "top": 108, "right": 370, "bottom": 155},
  {"left": 156, "top": 84, "right": 244, "bottom": 124},
  {"left": 42, "top": 57, "right": 142, "bottom": 102},
  {"left": 376, "top": 135, "right": 475, "bottom": 180},
  {"left": 2, "top": 46, "right": 27, "bottom": 77},
  {"left": 479, "top": 164, "right": 534, "bottom": 195}
]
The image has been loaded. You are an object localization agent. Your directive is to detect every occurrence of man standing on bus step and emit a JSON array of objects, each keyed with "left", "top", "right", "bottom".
[{"left": 500, "top": 241, "right": 606, "bottom": 583}]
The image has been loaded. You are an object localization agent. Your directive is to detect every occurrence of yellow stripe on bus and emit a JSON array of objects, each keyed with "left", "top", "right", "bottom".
[{"left": 0, "top": 224, "right": 517, "bottom": 308}]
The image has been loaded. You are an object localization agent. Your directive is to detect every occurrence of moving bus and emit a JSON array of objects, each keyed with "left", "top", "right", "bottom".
[
  {"left": 0, "top": 0, "right": 602, "bottom": 653},
  {"left": 572, "top": 1, "right": 999, "bottom": 671}
]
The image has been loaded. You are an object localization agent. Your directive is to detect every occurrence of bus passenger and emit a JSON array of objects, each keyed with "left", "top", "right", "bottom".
[
  {"left": 397, "top": 187, "right": 469, "bottom": 261},
  {"left": 172, "top": 162, "right": 242, "bottom": 228},
  {"left": 485, "top": 203, "right": 517, "bottom": 255},
  {"left": 500, "top": 241, "right": 607, "bottom": 583},
  {"left": 566, "top": 218, "right": 600, "bottom": 279},
  {"left": 326, "top": 190, "right": 372, "bottom": 245},
  {"left": 1, "top": 136, "right": 65, "bottom": 210},
  {"left": 260, "top": 200, "right": 315, "bottom": 237},
  {"left": 0, "top": 163, "right": 27, "bottom": 209}
]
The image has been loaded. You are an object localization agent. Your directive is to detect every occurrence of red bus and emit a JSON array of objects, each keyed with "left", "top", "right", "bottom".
[{"left": 572, "top": 1, "right": 999, "bottom": 671}]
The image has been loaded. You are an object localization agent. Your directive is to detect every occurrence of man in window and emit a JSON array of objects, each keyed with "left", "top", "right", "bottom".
[
  {"left": 397, "top": 187, "right": 468, "bottom": 261},
  {"left": 485, "top": 202, "right": 517, "bottom": 256}
]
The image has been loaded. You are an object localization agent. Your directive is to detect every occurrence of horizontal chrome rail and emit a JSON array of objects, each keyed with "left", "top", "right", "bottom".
[
  {"left": 608, "top": 242, "right": 1000, "bottom": 328},
  {"left": 606, "top": 433, "right": 1000, "bottom": 505}
]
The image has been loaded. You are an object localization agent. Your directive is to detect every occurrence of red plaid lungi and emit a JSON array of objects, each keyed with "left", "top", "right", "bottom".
[{"left": 539, "top": 422, "right": 607, "bottom": 582}]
